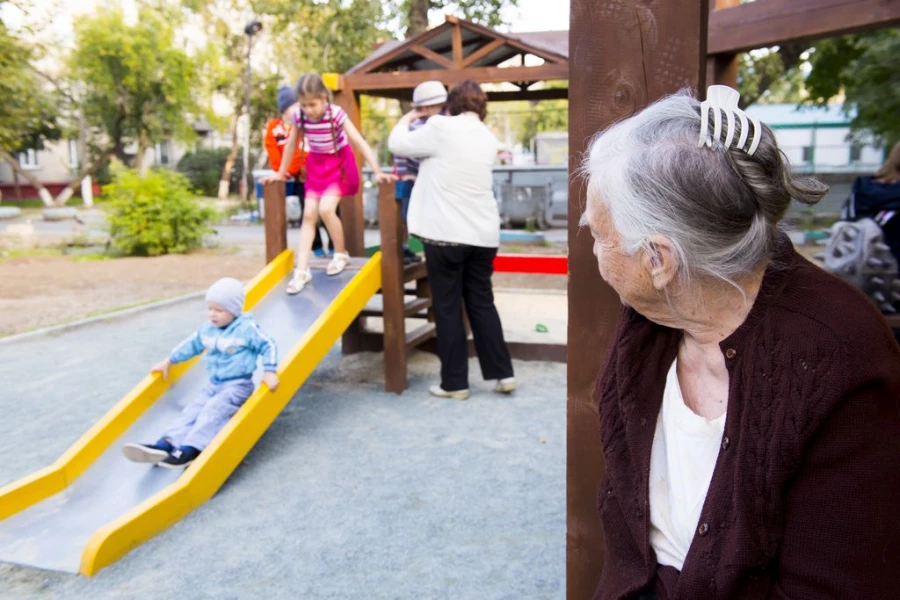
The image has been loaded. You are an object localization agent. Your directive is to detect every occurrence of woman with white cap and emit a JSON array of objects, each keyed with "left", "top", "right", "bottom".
[{"left": 388, "top": 79, "right": 515, "bottom": 400}]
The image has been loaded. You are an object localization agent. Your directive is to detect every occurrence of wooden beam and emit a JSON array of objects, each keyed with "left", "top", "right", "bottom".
[
  {"left": 335, "top": 87, "right": 367, "bottom": 357},
  {"left": 705, "top": 0, "right": 739, "bottom": 88},
  {"left": 451, "top": 21, "right": 464, "bottom": 66},
  {"left": 262, "top": 181, "right": 287, "bottom": 264},
  {"left": 709, "top": 0, "right": 900, "bottom": 55},
  {"left": 409, "top": 43, "right": 454, "bottom": 68},
  {"left": 461, "top": 38, "right": 506, "bottom": 68},
  {"left": 566, "top": 1, "right": 709, "bottom": 598},
  {"left": 346, "top": 63, "right": 568, "bottom": 92},
  {"left": 486, "top": 88, "right": 568, "bottom": 102},
  {"left": 348, "top": 24, "right": 449, "bottom": 75},
  {"left": 332, "top": 89, "right": 365, "bottom": 257},
  {"left": 377, "top": 181, "right": 407, "bottom": 394}
]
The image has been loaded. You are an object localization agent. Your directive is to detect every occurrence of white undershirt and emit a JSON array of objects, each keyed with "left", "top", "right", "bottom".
[{"left": 649, "top": 359, "right": 726, "bottom": 571}]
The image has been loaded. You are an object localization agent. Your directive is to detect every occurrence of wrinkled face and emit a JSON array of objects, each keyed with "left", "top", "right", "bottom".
[
  {"left": 207, "top": 302, "right": 235, "bottom": 328},
  {"left": 583, "top": 201, "right": 655, "bottom": 310},
  {"left": 299, "top": 95, "right": 327, "bottom": 122}
]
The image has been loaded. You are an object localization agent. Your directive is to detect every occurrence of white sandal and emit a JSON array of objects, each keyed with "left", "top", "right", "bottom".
[
  {"left": 326, "top": 252, "right": 351, "bottom": 276},
  {"left": 286, "top": 268, "right": 312, "bottom": 295}
]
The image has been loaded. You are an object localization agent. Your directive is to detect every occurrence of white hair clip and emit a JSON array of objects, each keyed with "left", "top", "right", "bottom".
[{"left": 698, "top": 85, "right": 761, "bottom": 156}]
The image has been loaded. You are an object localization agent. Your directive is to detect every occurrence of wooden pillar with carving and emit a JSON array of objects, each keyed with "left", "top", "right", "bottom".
[
  {"left": 706, "top": 0, "right": 740, "bottom": 89},
  {"left": 333, "top": 81, "right": 368, "bottom": 354},
  {"left": 566, "top": 1, "right": 709, "bottom": 598}
]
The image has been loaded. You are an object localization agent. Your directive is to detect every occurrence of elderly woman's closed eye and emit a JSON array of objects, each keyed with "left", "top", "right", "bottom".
[{"left": 585, "top": 87, "right": 900, "bottom": 600}]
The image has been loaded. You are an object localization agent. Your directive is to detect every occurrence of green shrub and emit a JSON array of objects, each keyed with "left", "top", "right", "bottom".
[
  {"left": 176, "top": 148, "right": 246, "bottom": 197},
  {"left": 104, "top": 167, "right": 215, "bottom": 256}
]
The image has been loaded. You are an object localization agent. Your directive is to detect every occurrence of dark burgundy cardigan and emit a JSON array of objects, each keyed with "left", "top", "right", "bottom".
[{"left": 594, "top": 236, "right": 900, "bottom": 599}]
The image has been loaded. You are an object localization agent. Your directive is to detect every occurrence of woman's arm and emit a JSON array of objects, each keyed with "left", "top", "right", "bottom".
[
  {"left": 343, "top": 118, "right": 394, "bottom": 184},
  {"left": 388, "top": 111, "right": 441, "bottom": 158}
]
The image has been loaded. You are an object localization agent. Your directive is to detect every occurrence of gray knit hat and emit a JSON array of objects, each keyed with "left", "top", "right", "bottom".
[
  {"left": 206, "top": 277, "right": 245, "bottom": 317},
  {"left": 277, "top": 86, "right": 296, "bottom": 115}
]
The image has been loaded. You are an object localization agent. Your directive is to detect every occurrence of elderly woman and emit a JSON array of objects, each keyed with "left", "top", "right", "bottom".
[
  {"left": 582, "top": 89, "right": 900, "bottom": 599},
  {"left": 388, "top": 80, "right": 515, "bottom": 400}
]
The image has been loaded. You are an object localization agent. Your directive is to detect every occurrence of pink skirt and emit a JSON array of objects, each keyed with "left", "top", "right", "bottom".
[{"left": 304, "top": 144, "right": 360, "bottom": 198}]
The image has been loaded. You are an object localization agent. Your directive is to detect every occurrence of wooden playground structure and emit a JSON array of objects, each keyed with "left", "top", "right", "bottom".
[{"left": 260, "top": 1, "right": 900, "bottom": 597}]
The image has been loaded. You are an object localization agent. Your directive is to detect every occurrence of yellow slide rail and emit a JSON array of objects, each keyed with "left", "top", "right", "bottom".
[
  {"left": 80, "top": 252, "right": 382, "bottom": 575},
  {"left": 0, "top": 250, "right": 295, "bottom": 524}
]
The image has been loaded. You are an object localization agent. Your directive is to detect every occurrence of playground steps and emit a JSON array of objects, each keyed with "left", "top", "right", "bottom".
[{"left": 357, "top": 259, "right": 436, "bottom": 355}]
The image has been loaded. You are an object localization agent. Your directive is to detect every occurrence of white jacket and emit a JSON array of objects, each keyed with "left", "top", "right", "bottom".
[{"left": 388, "top": 112, "right": 501, "bottom": 248}]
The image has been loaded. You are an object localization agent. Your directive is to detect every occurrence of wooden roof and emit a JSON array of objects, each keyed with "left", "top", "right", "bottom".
[{"left": 341, "top": 16, "right": 568, "bottom": 102}]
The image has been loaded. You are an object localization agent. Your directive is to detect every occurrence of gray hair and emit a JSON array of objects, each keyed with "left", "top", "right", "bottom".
[{"left": 583, "top": 90, "right": 827, "bottom": 289}]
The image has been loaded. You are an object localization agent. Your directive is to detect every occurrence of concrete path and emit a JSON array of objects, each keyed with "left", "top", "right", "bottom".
[{"left": 0, "top": 299, "right": 565, "bottom": 599}]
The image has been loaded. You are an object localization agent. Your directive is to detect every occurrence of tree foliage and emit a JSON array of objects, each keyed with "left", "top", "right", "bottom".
[
  {"left": 804, "top": 30, "right": 900, "bottom": 146},
  {"left": 69, "top": 6, "right": 198, "bottom": 166},
  {"left": 105, "top": 166, "right": 216, "bottom": 257},
  {"left": 0, "top": 18, "right": 59, "bottom": 155}
]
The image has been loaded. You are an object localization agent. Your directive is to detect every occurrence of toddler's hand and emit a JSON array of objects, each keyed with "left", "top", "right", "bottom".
[
  {"left": 375, "top": 171, "right": 397, "bottom": 184},
  {"left": 151, "top": 359, "right": 171, "bottom": 381},
  {"left": 262, "top": 371, "right": 280, "bottom": 391}
]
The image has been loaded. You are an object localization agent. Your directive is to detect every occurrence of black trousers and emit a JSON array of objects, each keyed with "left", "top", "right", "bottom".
[{"left": 423, "top": 243, "right": 514, "bottom": 391}]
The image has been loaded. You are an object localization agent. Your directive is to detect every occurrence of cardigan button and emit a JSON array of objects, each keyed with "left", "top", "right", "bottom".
[
  {"left": 698, "top": 522, "right": 710, "bottom": 536},
  {"left": 721, "top": 436, "right": 731, "bottom": 450},
  {"left": 725, "top": 348, "right": 737, "bottom": 359}
]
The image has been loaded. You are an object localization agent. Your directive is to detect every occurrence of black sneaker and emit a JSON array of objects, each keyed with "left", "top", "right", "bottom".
[
  {"left": 159, "top": 446, "right": 201, "bottom": 469},
  {"left": 122, "top": 440, "right": 173, "bottom": 464}
]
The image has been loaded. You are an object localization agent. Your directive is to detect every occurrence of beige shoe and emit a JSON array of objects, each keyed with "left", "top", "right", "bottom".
[
  {"left": 286, "top": 268, "right": 312, "bottom": 295},
  {"left": 326, "top": 251, "right": 351, "bottom": 276},
  {"left": 494, "top": 377, "right": 516, "bottom": 394},
  {"left": 429, "top": 384, "right": 470, "bottom": 400}
]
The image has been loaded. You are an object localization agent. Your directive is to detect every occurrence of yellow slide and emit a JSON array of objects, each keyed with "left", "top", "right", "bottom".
[{"left": 0, "top": 250, "right": 382, "bottom": 575}]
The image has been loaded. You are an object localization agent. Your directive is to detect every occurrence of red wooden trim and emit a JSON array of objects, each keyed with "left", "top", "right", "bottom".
[{"left": 493, "top": 254, "right": 568, "bottom": 275}]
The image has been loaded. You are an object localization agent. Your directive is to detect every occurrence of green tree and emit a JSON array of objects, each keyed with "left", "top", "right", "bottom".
[
  {"left": 69, "top": 6, "right": 198, "bottom": 169},
  {"left": 804, "top": 30, "right": 900, "bottom": 146},
  {"left": 0, "top": 16, "right": 63, "bottom": 205},
  {"left": 737, "top": 44, "right": 807, "bottom": 108},
  {"left": 402, "top": 0, "right": 520, "bottom": 35}
]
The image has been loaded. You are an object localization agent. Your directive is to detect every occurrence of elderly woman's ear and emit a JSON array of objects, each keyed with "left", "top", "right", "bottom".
[{"left": 642, "top": 236, "right": 678, "bottom": 291}]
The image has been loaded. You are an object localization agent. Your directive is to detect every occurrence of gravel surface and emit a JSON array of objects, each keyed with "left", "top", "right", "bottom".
[{"left": 0, "top": 299, "right": 565, "bottom": 600}]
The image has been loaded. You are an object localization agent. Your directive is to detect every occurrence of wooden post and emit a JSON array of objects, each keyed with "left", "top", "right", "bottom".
[
  {"left": 378, "top": 180, "right": 407, "bottom": 393},
  {"left": 333, "top": 88, "right": 365, "bottom": 257},
  {"left": 567, "top": 1, "right": 709, "bottom": 598},
  {"left": 335, "top": 86, "right": 367, "bottom": 354},
  {"left": 706, "top": 0, "right": 740, "bottom": 89},
  {"left": 263, "top": 180, "right": 287, "bottom": 264}
]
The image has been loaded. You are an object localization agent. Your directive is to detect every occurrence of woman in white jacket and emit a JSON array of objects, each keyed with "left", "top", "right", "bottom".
[{"left": 388, "top": 80, "right": 515, "bottom": 400}]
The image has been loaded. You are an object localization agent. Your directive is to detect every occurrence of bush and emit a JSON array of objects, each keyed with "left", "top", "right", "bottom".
[
  {"left": 176, "top": 148, "right": 247, "bottom": 197},
  {"left": 104, "top": 167, "right": 215, "bottom": 256}
]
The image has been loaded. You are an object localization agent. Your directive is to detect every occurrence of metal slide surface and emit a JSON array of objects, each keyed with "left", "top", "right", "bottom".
[{"left": 0, "top": 264, "right": 371, "bottom": 574}]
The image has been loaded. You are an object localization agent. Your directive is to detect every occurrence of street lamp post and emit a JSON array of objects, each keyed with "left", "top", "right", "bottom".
[{"left": 241, "top": 19, "right": 262, "bottom": 204}]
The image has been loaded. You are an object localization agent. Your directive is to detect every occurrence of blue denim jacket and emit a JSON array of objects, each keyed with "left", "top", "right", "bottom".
[{"left": 170, "top": 314, "right": 278, "bottom": 383}]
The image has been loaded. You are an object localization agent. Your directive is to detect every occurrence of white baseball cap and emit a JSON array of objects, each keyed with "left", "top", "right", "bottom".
[{"left": 411, "top": 81, "right": 448, "bottom": 107}]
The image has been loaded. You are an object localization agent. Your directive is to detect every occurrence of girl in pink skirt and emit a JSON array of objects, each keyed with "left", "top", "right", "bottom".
[{"left": 269, "top": 73, "right": 394, "bottom": 294}]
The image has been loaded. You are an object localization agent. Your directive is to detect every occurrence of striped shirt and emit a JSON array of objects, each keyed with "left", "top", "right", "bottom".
[
  {"left": 292, "top": 104, "right": 348, "bottom": 154},
  {"left": 393, "top": 116, "right": 429, "bottom": 177}
]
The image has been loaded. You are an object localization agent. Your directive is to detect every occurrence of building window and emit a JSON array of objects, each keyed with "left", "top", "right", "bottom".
[
  {"left": 849, "top": 144, "right": 862, "bottom": 163},
  {"left": 156, "top": 141, "right": 170, "bottom": 166},
  {"left": 18, "top": 149, "right": 39, "bottom": 170},
  {"left": 802, "top": 146, "right": 814, "bottom": 164},
  {"left": 68, "top": 139, "right": 79, "bottom": 169}
]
